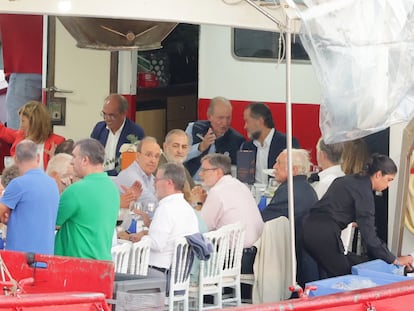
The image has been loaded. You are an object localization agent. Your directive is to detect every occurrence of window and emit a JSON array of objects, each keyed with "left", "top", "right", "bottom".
[{"left": 233, "top": 28, "right": 309, "bottom": 61}]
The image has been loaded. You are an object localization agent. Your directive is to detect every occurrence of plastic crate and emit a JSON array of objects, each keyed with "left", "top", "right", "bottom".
[
  {"left": 306, "top": 274, "right": 399, "bottom": 297},
  {"left": 111, "top": 274, "right": 166, "bottom": 311},
  {"left": 351, "top": 259, "right": 407, "bottom": 282}
]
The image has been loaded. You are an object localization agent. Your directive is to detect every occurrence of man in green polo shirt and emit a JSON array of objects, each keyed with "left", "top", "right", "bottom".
[{"left": 55, "top": 138, "right": 120, "bottom": 260}]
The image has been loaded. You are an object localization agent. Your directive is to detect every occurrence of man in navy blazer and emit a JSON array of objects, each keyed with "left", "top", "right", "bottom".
[
  {"left": 241, "top": 102, "right": 300, "bottom": 184},
  {"left": 91, "top": 94, "right": 145, "bottom": 176}
]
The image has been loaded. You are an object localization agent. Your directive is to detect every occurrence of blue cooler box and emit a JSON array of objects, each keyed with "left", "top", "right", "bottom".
[
  {"left": 351, "top": 259, "right": 407, "bottom": 282},
  {"left": 306, "top": 274, "right": 399, "bottom": 297}
]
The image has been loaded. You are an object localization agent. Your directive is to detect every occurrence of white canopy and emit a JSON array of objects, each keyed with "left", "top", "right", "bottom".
[{"left": 297, "top": 0, "right": 414, "bottom": 143}]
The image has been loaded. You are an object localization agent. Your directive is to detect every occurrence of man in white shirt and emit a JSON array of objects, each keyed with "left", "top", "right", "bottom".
[
  {"left": 130, "top": 162, "right": 199, "bottom": 277},
  {"left": 241, "top": 103, "right": 299, "bottom": 184},
  {"left": 312, "top": 138, "right": 345, "bottom": 199}
]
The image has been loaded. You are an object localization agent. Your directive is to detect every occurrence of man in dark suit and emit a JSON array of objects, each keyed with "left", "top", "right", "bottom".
[
  {"left": 91, "top": 94, "right": 145, "bottom": 176},
  {"left": 241, "top": 102, "right": 300, "bottom": 184},
  {"left": 184, "top": 96, "right": 245, "bottom": 181}
]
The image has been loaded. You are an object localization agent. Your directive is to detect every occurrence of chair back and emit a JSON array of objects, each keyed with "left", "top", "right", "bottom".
[
  {"left": 111, "top": 240, "right": 132, "bottom": 273},
  {"left": 168, "top": 237, "right": 194, "bottom": 310},
  {"left": 200, "top": 228, "right": 228, "bottom": 287},
  {"left": 221, "top": 223, "right": 245, "bottom": 278},
  {"left": 341, "top": 223, "right": 354, "bottom": 255},
  {"left": 129, "top": 236, "right": 151, "bottom": 275}
]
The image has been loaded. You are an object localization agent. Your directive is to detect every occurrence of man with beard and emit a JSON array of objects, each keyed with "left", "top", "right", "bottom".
[{"left": 241, "top": 103, "right": 300, "bottom": 184}]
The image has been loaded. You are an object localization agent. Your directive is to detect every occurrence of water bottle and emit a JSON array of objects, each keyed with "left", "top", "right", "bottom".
[
  {"left": 127, "top": 219, "right": 137, "bottom": 234},
  {"left": 0, "top": 230, "right": 4, "bottom": 250},
  {"left": 258, "top": 195, "right": 267, "bottom": 211}
]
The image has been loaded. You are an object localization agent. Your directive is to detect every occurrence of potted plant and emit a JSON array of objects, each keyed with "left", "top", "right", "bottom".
[{"left": 119, "top": 134, "right": 140, "bottom": 170}]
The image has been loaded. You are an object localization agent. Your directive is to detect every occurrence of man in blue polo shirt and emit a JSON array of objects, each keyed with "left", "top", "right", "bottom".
[{"left": 0, "top": 139, "right": 59, "bottom": 254}]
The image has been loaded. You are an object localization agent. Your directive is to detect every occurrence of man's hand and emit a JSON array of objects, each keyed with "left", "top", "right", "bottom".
[
  {"left": 117, "top": 231, "right": 130, "bottom": 240},
  {"left": 1, "top": 211, "right": 10, "bottom": 224},
  {"left": 132, "top": 209, "right": 151, "bottom": 228},
  {"left": 129, "top": 230, "right": 148, "bottom": 243},
  {"left": 198, "top": 128, "right": 216, "bottom": 152},
  {"left": 120, "top": 181, "right": 143, "bottom": 208},
  {"left": 191, "top": 185, "right": 207, "bottom": 208}
]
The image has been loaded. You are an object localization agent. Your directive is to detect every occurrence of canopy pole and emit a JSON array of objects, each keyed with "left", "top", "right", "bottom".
[
  {"left": 243, "top": 0, "right": 298, "bottom": 291},
  {"left": 285, "top": 15, "right": 297, "bottom": 289}
]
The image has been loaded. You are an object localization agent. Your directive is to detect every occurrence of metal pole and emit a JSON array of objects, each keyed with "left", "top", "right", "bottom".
[
  {"left": 285, "top": 16, "right": 297, "bottom": 289},
  {"left": 243, "top": 0, "right": 297, "bottom": 290},
  {"left": 243, "top": 0, "right": 285, "bottom": 31}
]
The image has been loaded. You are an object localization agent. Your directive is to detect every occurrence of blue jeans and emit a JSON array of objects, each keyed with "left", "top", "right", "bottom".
[{"left": 6, "top": 73, "right": 42, "bottom": 129}]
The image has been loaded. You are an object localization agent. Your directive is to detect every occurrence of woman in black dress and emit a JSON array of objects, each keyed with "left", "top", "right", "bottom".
[{"left": 303, "top": 153, "right": 413, "bottom": 277}]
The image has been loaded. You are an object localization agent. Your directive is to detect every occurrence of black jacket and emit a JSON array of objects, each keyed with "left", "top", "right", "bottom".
[{"left": 184, "top": 120, "right": 245, "bottom": 177}]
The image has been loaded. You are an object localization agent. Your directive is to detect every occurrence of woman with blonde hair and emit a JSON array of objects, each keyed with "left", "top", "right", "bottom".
[{"left": 0, "top": 101, "right": 65, "bottom": 169}]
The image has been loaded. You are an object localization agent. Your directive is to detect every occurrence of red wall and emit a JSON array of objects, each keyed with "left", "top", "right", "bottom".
[{"left": 198, "top": 98, "right": 321, "bottom": 164}]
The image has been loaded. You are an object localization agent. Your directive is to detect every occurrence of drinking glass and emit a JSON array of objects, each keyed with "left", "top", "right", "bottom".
[
  {"left": 146, "top": 202, "right": 156, "bottom": 218},
  {"left": 129, "top": 201, "right": 142, "bottom": 220},
  {"left": 265, "top": 178, "right": 279, "bottom": 197},
  {"left": 4, "top": 156, "right": 14, "bottom": 168}
]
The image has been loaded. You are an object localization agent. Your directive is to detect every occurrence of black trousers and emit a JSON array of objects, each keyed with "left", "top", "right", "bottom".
[
  {"left": 241, "top": 247, "right": 257, "bottom": 274},
  {"left": 303, "top": 213, "right": 361, "bottom": 278}
]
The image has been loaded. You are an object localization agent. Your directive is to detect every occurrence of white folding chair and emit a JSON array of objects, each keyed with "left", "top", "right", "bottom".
[
  {"left": 167, "top": 237, "right": 194, "bottom": 311},
  {"left": 189, "top": 228, "right": 228, "bottom": 311},
  {"left": 220, "top": 223, "right": 245, "bottom": 307},
  {"left": 128, "top": 236, "right": 151, "bottom": 275},
  {"left": 111, "top": 240, "right": 132, "bottom": 273}
]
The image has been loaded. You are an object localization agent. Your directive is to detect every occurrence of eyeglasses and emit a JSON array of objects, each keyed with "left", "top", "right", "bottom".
[
  {"left": 140, "top": 152, "right": 161, "bottom": 160},
  {"left": 154, "top": 177, "right": 170, "bottom": 183},
  {"left": 200, "top": 167, "right": 218, "bottom": 173},
  {"left": 100, "top": 111, "right": 118, "bottom": 121}
]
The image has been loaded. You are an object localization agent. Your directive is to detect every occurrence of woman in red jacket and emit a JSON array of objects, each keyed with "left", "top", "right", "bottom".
[{"left": 0, "top": 101, "right": 65, "bottom": 169}]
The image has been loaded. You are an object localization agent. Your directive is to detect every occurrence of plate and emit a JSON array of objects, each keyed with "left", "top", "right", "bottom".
[{"left": 263, "top": 169, "right": 275, "bottom": 177}]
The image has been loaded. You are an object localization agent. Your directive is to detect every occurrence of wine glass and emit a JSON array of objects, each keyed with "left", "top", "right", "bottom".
[
  {"left": 129, "top": 201, "right": 142, "bottom": 220},
  {"left": 146, "top": 202, "right": 156, "bottom": 218},
  {"left": 265, "top": 178, "right": 279, "bottom": 197}
]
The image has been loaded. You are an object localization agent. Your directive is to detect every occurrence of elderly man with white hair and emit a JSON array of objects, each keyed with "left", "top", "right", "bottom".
[{"left": 260, "top": 148, "right": 318, "bottom": 288}]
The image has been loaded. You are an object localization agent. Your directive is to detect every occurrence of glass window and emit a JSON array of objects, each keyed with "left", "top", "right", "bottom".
[{"left": 233, "top": 28, "right": 309, "bottom": 61}]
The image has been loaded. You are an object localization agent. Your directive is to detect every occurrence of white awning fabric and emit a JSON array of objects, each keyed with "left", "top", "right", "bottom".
[{"left": 297, "top": 0, "right": 414, "bottom": 143}]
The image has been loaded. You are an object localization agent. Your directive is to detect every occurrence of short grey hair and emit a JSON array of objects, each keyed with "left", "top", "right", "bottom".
[
  {"left": 317, "top": 138, "right": 344, "bottom": 164},
  {"left": 74, "top": 138, "right": 105, "bottom": 165},
  {"left": 1, "top": 164, "right": 19, "bottom": 187},
  {"left": 201, "top": 153, "right": 232, "bottom": 175},
  {"left": 15, "top": 139, "right": 37, "bottom": 162},
  {"left": 46, "top": 153, "right": 73, "bottom": 177},
  {"left": 282, "top": 148, "right": 311, "bottom": 176},
  {"left": 104, "top": 94, "right": 129, "bottom": 113},
  {"left": 158, "top": 162, "right": 186, "bottom": 191},
  {"left": 164, "top": 129, "right": 189, "bottom": 144},
  {"left": 136, "top": 136, "right": 158, "bottom": 152},
  {"left": 207, "top": 96, "right": 232, "bottom": 117}
]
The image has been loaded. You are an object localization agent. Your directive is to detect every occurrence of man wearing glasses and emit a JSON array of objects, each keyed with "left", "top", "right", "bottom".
[
  {"left": 192, "top": 153, "right": 263, "bottom": 274},
  {"left": 91, "top": 94, "right": 145, "bottom": 176},
  {"left": 127, "top": 162, "right": 198, "bottom": 277},
  {"left": 114, "top": 136, "right": 160, "bottom": 210}
]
